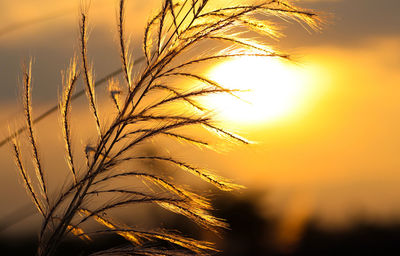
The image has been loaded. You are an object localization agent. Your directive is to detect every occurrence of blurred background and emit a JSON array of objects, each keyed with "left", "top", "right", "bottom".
[{"left": 0, "top": 0, "right": 400, "bottom": 255}]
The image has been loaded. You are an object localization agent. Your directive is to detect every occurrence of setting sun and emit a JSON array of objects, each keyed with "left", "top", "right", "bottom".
[{"left": 205, "top": 56, "right": 309, "bottom": 125}]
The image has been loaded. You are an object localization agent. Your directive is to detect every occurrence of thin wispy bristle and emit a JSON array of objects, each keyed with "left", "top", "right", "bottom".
[
  {"left": 11, "top": 135, "right": 45, "bottom": 216},
  {"left": 22, "top": 60, "right": 49, "bottom": 207},
  {"left": 80, "top": 209, "right": 143, "bottom": 245},
  {"left": 108, "top": 79, "right": 122, "bottom": 113},
  {"left": 118, "top": 0, "right": 134, "bottom": 90},
  {"left": 67, "top": 224, "right": 91, "bottom": 241},
  {"left": 61, "top": 57, "right": 79, "bottom": 184},
  {"left": 80, "top": 11, "right": 101, "bottom": 136}
]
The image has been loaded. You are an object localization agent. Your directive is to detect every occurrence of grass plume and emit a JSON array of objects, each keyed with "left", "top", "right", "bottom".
[{"left": 10, "top": 0, "right": 318, "bottom": 255}]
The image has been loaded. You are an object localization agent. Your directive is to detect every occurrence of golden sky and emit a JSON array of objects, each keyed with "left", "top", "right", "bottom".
[{"left": 0, "top": 0, "right": 399, "bottom": 236}]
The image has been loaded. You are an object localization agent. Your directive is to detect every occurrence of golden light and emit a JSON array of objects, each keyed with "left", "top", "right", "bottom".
[{"left": 204, "top": 56, "right": 310, "bottom": 125}]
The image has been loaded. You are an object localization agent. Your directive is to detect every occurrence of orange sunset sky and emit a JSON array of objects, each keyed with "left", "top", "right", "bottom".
[{"left": 0, "top": 0, "right": 399, "bottom": 239}]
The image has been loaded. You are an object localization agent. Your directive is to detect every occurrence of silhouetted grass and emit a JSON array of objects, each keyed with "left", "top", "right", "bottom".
[{"left": 10, "top": 1, "right": 317, "bottom": 255}]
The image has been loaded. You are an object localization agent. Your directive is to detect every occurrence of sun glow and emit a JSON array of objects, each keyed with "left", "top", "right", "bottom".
[{"left": 205, "top": 56, "right": 310, "bottom": 125}]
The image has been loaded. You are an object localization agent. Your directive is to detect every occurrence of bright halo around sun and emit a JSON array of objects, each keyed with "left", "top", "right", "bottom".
[{"left": 204, "top": 56, "right": 309, "bottom": 125}]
